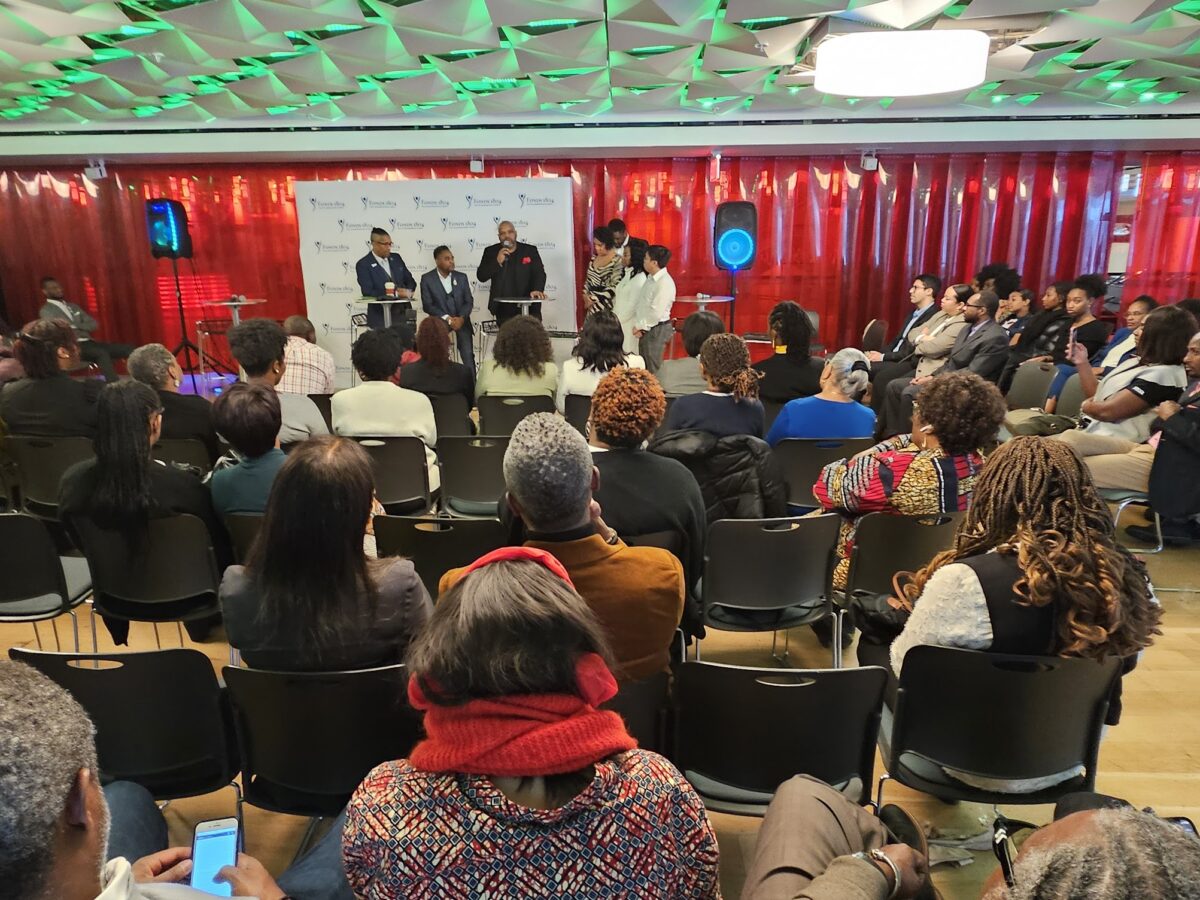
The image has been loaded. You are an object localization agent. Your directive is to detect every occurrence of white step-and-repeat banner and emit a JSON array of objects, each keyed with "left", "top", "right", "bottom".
[{"left": 295, "top": 177, "right": 577, "bottom": 387}]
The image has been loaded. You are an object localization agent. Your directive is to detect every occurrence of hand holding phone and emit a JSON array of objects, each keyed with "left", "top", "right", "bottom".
[{"left": 191, "top": 817, "right": 239, "bottom": 897}]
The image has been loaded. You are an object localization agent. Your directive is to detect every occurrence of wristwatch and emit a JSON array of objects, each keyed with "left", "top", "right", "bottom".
[{"left": 852, "top": 849, "right": 901, "bottom": 900}]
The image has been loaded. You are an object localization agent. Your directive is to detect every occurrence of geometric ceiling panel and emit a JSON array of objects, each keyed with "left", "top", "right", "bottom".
[{"left": 2, "top": 0, "right": 1200, "bottom": 129}]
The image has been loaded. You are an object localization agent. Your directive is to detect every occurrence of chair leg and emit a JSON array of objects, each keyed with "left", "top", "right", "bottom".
[
  {"left": 832, "top": 610, "right": 845, "bottom": 669},
  {"left": 176, "top": 621, "right": 185, "bottom": 647},
  {"left": 229, "top": 782, "right": 245, "bottom": 851},
  {"left": 152, "top": 622, "right": 162, "bottom": 650},
  {"left": 32, "top": 621, "right": 43, "bottom": 650},
  {"left": 771, "top": 629, "right": 790, "bottom": 665},
  {"left": 89, "top": 605, "right": 99, "bottom": 656},
  {"left": 875, "top": 773, "right": 892, "bottom": 812},
  {"left": 51, "top": 617, "right": 61, "bottom": 652},
  {"left": 69, "top": 610, "right": 80, "bottom": 653}
]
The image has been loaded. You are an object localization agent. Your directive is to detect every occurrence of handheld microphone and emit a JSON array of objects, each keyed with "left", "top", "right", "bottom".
[{"left": 502, "top": 240, "right": 514, "bottom": 249}]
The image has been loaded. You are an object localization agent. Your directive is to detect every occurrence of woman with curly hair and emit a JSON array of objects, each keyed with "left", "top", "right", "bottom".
[
  {"left": 662, "top": 332, "right": 765, "bottom": 438},
  {"left": 558, "top": 310, "right": 644, "bottom": 411},
  {"left": 476, "top": 314, "right": 558, "bottom": 399},
  {"left": 752, "top": 301, "right": 824, "bottom": 404},
  {"left": 815, "top": 370, "right": 1006, "bottom": 590},
  {"left": 400, "top": 315, "right": 474, "bottom": 408}
]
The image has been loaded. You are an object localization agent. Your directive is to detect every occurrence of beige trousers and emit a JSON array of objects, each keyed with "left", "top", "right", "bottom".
[{"left": 1052, "top": 430, "right": 1156, "bottom": 493}]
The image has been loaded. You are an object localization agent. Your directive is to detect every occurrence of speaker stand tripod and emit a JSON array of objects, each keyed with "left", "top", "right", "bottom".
[
  {"left": 728, "top": 269, "right": 739, "bottom": 332},
  {"left": 165, "top": 256, "right": 234, "bottom": 383}
]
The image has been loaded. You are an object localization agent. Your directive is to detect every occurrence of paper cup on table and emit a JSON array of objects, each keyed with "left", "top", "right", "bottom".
[{"left": 384, "top": 281, "right": 396, "bottom": 298}]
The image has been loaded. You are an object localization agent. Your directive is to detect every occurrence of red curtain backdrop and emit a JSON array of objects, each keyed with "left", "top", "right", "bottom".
[
  {"left": 0, "top": 152, "right": 1121, "bottom": 354},
  {"left": 1123, "top": 151, "right": 1200, "bottom": 304}
]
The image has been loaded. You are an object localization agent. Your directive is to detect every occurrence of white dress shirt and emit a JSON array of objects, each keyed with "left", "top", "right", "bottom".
[
  {"left": 557, "top": 355, "right": 646, "bottom": 411},
  {"left": 331, "top": 380, "right": 440, "bottom": 490},
  {"left": 634, "top": 268, "right": 676, "bottom": 332},
  {"left": 373, "top": 253, "right": 393, "bottom": 278},
  {"left": 612, "top": 269, "right": 647, "bottom": 353}
]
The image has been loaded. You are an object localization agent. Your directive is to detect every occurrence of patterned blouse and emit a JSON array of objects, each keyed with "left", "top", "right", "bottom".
[
  {"left": 584, "top": 255, "right": 625, "bottom": 315},
  {"left": 342, "top": 749, "right": 722, "bottom": 899},
  {"left": 813, "top": 434, "right": 984, "bottom": 590}
]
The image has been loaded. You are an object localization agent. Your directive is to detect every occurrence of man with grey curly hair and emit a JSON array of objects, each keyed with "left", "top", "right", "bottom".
[
  {"left": 126, "top": 342, "right": 219, "bottom": 463},
  {"left": 440, "top": 412, "right": 686, "bottom": 680}
]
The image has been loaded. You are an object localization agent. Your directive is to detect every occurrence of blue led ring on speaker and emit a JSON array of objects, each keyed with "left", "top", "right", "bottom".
[{"left": 717, "top": 228, "right": 754, "bottom": 269}]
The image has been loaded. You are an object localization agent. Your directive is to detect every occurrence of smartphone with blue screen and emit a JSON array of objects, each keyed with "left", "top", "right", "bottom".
[{"left": 190, "top": 817, "right": 239, "bottom": 897}]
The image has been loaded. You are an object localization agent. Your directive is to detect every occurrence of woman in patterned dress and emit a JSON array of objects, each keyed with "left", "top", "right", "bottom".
[{"left": 582, "top": 225, "right": 625, "bottom": 318}]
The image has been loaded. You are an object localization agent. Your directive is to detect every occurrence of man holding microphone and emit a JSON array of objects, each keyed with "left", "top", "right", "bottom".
[
  {"left": 476, "top": 220, "right": 546, "bottom": 325},
  {"left": 355, "top": 227, "right": 417, "bottom": 330}
]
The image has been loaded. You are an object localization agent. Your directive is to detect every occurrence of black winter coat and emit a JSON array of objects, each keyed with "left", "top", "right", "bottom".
[
  {"left": 1149, "top": 391, "right": 1200, "bottom": 519},
  {"left": 648, "top": 429, "right": 788, "bottom": 523}
]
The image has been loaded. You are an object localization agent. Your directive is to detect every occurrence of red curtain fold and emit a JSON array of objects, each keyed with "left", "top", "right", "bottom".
[
  {"left": 0, "top": 152, "right": 1121, "bottom": 354},
  {"left": 1123, "top": 151, "right": 1200, "bottom": 304}
]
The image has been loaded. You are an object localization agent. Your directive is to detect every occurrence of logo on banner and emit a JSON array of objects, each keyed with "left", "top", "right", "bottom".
[
  {"left": 439, "top": 218, "right": 477, "bottom": 231},
  {"left": 337, "top": 219, "right": 374, "bottom": 233},
  {"left": 319, "top": 283, "right": 354, "bottom": 295},
  {"left": 309, "top": 198, "right": 345, "bottom": 210},
  {"left": 387, "top": 217, "right": 422, "bottom": 231},
  {"left": 361, "top": 196, "right": 398, "bottom": 210},
  {"left": 314, "top": 240, "right": 351, "bottom": 254},
  {"left": 517, "top": 192, "right": 555, "bottom": 208},
  {"left": 413, "top": 194, "right": 450, "bottom": 211},
  {"left": 494, "top": 216, "right": 529, "bottom": 229},
  {"left": 465, "top": 193, "right": 502, "bottom": 209},
  {"left": 533, "top": 240, "right": 557, "bottom": 251}
]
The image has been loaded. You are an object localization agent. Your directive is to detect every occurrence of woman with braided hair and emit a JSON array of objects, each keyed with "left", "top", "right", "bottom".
[
  {"left": 752, "top": 301, "right": 824, "bottom": 404},
  {"left": 662, "top": 332, "right": 766, "bottom": 438}
]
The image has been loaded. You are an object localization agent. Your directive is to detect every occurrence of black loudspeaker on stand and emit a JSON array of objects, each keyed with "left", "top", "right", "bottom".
[{"left": 714, "top": 201, "right": 757, "bottom": 331}]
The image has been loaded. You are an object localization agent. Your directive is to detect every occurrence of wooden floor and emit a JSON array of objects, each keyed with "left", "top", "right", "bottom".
[{"left": 3, "top": 520, "right": 1197, "bottom": 899}]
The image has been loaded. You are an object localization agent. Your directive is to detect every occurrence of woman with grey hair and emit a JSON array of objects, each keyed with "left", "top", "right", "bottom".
[
  {"left": 765, "top": 347, "right": 876, "bottom": 446},
  {"left": 127, "top": 342, "right": 218, "bottom": 462}
]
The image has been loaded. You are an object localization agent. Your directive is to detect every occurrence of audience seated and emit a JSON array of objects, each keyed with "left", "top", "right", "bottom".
[
  {"left": 346, "top": 548, "right": 719, "bottom": 898},
  {"left": 0, "top": 659, "right": 352, "bottom": 900},
  {"left": 278, "top": 314, "right": 337, "bottom": 396},
  {"left": 208, "top": 383, "right": 285, "bottom": 517},
  {"left": 909, "top": 285, "right": 969, "bottom": 379},
  {"left": 442, "top": 414, "right": 684, "bottom": 680},
  {"left": 0, "top": 318, "right": 101, "bottom": 436},
  {"left": 1062, "top": 274, "right": 1114, "bottom": 360},
  {"left": 1000, "top": 288, "right": 1033, "bottom": 339},
  {"left": 865, "top": 274, "right": 943, "bottom": 411},
  {"left": 766, "top": 348, "right": 876, "bottom": 446},
  {"left": 558, "top": 309, "right": 644, "bottom": 411},
  {"left": 333, "top": 328, "right": 439, "bottom": 491},
  {"left": 0, "top": 327, "right": 24, "bottom": 389},
  {"left": 663, "top": 332, "right": 765, "bottom": 438},
  {"left": 397, "top": 316, "right": 474, "bottom": 408},
  {"left": 1052, "top": 305, "right": 1196, "bottom": 490},
  {"left": 655, "top": 310, "right": 724, "bottom": 397},
  {"left": 475, "top": 314, "right": 558, "bottom": 399},
  {"left": 59, "top": 381, "right": 229, "bottom": 643},
  {"left": 815, "top": 371, "right": 1006, "bottom": 590},
  {"left": 998, "top": 280, "right": 1074, "bottom": 391},
  {"left": 752, "top": 301, "right": 824, "bottom": 404},
  {"left": 743, "top": 775, "right": 1200, "bottom": 900},
  {"left": 588, "top": 368, "right": 706, "bottom": 631},
  {"left": 221, "top": 436, "right": 431, "bottom": 670},
  {"left": 227, "top": 318, "right": 329, "bottom": 446},
  {"left": 127, "top": 343, "right": 219, "bottom": 463}
]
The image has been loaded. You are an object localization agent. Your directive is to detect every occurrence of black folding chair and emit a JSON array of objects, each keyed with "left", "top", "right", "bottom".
[
  {"left": 564, "top": 394, "right": 592, "bottom": 437},
  {"left": 5, "top": 435, "right": 94, "bottom": 519},
  {"left": 674, "top": 661, "right": 887, "bottom": 814},
  {"left": 762, "top": 400, "right": 784, "bottom": 433},
  {"left": 223, "top": 514, "right": 264, "bottom": 565},
  {"left": 354, "top": 436, "right": 432, "bottom": 515},
  {"left": 11, "top": 647, "right": 240, "bottom": 802},
  {"left": 1005, "top": 362, "right": 1057, "bottom": 411},
  {"left": 153, "top": 438, "right": 211, "bottom": 472},
  {"left": 862, "top": 319, "right": 889, "bottom": 353},
  {"left": 477, "top": 394, "right": 556, "bottom": 436},
  {"left": 223, "top": 664, "right": 421, "bottom": 818},
  {"left": 700, "top": 515, "right": 842, "bottom": 664},
  {"left": 0, "top": 513, "right": 91, "bottom": 651},
  {"left": 308, "top": 393, "right": 334, "bottom": 432},
  {"left": 373, "top": 515, "right": 507, "bottom": 596},
  {"left": 879, "top": 646, "right": 1120, "bottom": 807},
  {"left": 428, "top": 392, "right": 473, "bottom": 439},
  {"left": 437, "top": 435, "right": 510, "bottom": 516},
  {"left": 772, "top": 438, "right": 877, "bottom": 508},
  {"left": 843, "top": 512, "right": 962, "bottom": 599},
  {"left": 603, "top": 671, "right": 671, "bottom": 756},
  {"left": 1056, "top": 373, "right": 1085, "bottom": 419}
]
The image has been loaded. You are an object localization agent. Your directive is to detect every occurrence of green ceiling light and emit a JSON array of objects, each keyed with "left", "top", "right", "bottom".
[
  {"left": 879, "top": 96, "right": 894, "bottom": 108},
  {"left": 1107, "top": 80, "right": 1128, "bottom": 89},
  {"left": 324, "top": 23, "right": 362, "bottom": 32},
  {"left": 266, "top": 104, "right": 298, "bottom": 113},
  {"left": 627, "top": 45, "right": 679, "bottom": 56},
  {"left": 132, "top": 105, "right": 160, "bottom": 116},
  {"left": 1015, "top": 92, "right": 1040, "bottom": 105},
  {"left": 991, "top": 93, "right": 1010, "bottom": 103},
  {"left": 1140, "top": 91, "right": 1158, "bottom": 101},
  {"left": 118, "top": 24, "right": 159, "bottom": 36}
]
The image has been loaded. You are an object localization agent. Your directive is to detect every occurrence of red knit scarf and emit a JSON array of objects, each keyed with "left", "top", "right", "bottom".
[{"left": 407, "top": 653, "right": 637, "bottom": 776}]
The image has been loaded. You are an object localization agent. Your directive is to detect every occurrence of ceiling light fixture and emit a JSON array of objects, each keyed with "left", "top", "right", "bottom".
[{"left": 815, "top": 30, "right": 990, "bottom": 97}]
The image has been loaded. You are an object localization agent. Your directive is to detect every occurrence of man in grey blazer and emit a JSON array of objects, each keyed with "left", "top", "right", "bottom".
[
  {"left": 419, "top": 245, "right": 475, "bottom": 371},
  {"left": 877, "top": 290, "right": 1010, "bottom": 437},
  {"left": 38, "top": 276, "right": 133, "bottom": 382}
]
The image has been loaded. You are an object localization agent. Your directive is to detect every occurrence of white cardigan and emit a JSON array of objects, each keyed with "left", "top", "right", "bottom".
[{"left": 331, "top": 381, "right": 440, "bottom": 491}]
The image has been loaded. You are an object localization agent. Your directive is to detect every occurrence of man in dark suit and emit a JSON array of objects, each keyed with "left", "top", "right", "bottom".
[
  {"left": 866, "top": 274, "right": 941, "bottom": 411},
  {"left": 878, "top": 290, "right": 1010, "bottom": 437},
  {"left": 38, "top": 276, "right": 132, "bottom": 382},
  {"left": 419, "top": 244, "right": 476, "bottom": 371},
  {"left": 355, "top": 227, "right": 417, "bottom": 330},
  {"left": 476, "top": 220, "right": 546, "bottom": 325}
]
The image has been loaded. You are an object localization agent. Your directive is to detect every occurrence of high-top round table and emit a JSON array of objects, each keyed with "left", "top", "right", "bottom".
[
  {"left": 356, "top": 296, "right": 411, "bottom": 329},
  {"left": 675, "top": 294, "right": 733, "bottom": 314},
  {"left": 494, "top": 296, "right": 552, "bottom": 318},
  {"left": 213, "top": 297, "right": 266, "bottom": 327}
]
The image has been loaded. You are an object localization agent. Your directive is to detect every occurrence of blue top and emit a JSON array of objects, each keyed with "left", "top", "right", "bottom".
[
  {"left": 766, "top": 396, "right": 877, "bottom": 446},
  {"left": 210, "top": 448, "right": 287, "bottom": 517}
]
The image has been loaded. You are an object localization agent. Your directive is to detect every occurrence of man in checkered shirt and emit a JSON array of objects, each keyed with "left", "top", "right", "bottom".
[{"left": 278, "top": 315, "right": 336, "bottom": 395}]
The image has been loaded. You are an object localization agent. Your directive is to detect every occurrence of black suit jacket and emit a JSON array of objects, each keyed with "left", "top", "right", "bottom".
[
  {"left": 0, "top": 374, "right": 101, "bottom": 437},
  {"left": 939, "top": 318, "right": 1011, "bottom": 382},
  {"left": 158, "top": 389, "right": 219, "bottom": 463},
  {"left": 419, "top": 269, "right": 473, "bottom": 320},
  {"left": 476, "top": 241, "right": 546, "bottom": 316},
  {"left": 1149, "top": 389, "right": 1200, "bottom": 519},
  {"left": 356, "top": 252, "right": 417, "bottom": 330},
  {"left": 882, "top": 304, "right": 939, "bottom": 362}
]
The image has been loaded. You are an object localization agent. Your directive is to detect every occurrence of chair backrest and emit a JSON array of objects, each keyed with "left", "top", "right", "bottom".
[
  {"left": 152, "top": 438, "right": 211, "bottom": 472},
  {"left": 1056, "top": 373, "right": 1085, "bottom": 419},
  {"left": 564, "top": 393, "right": 591, "bottom": 437},
  {"left": 624, "top": 529, "right": 685, "bottom": 556},
  {"left": 10, "top": 647, "right": 236, "bottom": 799},
  {"left": 223, "top": 664, "right": 421, "bottom": 817},
  {"left": 224, "top": 514, "right": 264, "bottom": 565},
  {"left": 308, "top": 393, "right": 334, "bottom": 431},
  {"left": 1006, "top": 362, "right": 1057, "bottom": 410},
  {"left": 436, "top": 436, "right": 510, "bottom": 510},
  {"left": 0, "top": 513, "right": 71, "bottom": 613},
  {"left": 5, "top": 435, "right": 94, "bottom": 516},
  {"left": 428, "top": 392, "right": 472, "bottom": 439},
  {"left": 704, "top": 516, "right": 839, "bottom": 614},
  {"left": 603, "top": 671, "right": 670, "bottom": 755},
  {"left": 373, "top": 515, "right": 507, "bottom": 595},
  {"left": 762, "top": 399, "right": 784, "bottom": 433},
  {"left": 674, "top": 662, "right": 887, "bottom": 804},
  {"left": 354, "top": 436, "right": 430, "bottom": 513},
  {"left": 477, "top": 394, "right": 556, "bottom": 436},
  {"left": 845, "top": 512, "right": 962, "bottom": 597},
  {"left": 862, "top": 318, "right": 889, "bottom": 353},
  {"left": 773, "top": 438, "right": 878, "bottom": 507},
  {"left": 71, "top": 514, "right": 220, "bottom": 614},
  {"left": 892, "top": 646, "right": 1118, "bottom": 789}
]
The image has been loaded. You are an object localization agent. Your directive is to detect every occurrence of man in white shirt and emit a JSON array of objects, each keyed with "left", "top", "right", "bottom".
[
  {"left": 633, "top": 245, "right": 677, "bottom": 374},
  {"left": 279, "top": 315, "right": 336, "bottom": 394},
  {"left": 38, "top": 276, "right": 133, "bottom": 382}
]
